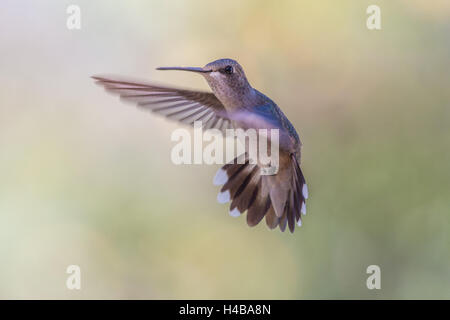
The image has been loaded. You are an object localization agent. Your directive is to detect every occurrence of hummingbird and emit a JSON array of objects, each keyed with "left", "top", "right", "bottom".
[{"left": 92, "top": 58, "right": 308, "bottom": 233}]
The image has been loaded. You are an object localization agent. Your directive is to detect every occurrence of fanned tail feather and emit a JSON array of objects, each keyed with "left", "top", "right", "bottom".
[{"left": 213, "top": 153, "right": 308, "bottom": 233}]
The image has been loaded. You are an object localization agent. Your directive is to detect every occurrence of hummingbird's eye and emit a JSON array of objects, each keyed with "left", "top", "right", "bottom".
[{"left": 222, "top": 65, "right": 233, "bottom": 75}]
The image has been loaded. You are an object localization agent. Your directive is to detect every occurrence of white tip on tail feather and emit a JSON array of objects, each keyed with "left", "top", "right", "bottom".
[
  {"left": 213, "top": 168, "right": 228, "bottom": 186},
  {"left": 302, "top": 184, "right": 309, "bottom": 199},
  {"left": 217, "top": 190, "right": 230, "bottom": 203},
  {"left": 301, "top": 201, "right": 306, "bottom": 215},
  {"left": 297, "top": 219, "right": 302, "bottom": 227},
  {"left": 229, "top": 207, "right": 241, "bottom": 217}
]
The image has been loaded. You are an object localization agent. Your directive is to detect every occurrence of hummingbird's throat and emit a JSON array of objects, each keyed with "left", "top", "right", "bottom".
[{"left": 205, "top": 77, "right": 254, "bottom": 110}]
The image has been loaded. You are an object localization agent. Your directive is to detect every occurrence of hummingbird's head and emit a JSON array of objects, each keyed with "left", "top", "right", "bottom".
[
  {"left": 157, "top": 59, "right": 252, "bottom": 106},
  {"left": 201, "top": 59, "right": 251, "bottom": 96}
]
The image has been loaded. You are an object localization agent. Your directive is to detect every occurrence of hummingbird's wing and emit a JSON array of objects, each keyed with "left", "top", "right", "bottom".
[{"left": 92, "top": 76, "right": 232, "bottom": 133}]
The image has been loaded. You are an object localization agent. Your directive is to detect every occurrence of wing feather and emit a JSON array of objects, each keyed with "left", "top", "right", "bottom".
[{"left": 92, "top": 76, "right": 231, "bottom": 133}]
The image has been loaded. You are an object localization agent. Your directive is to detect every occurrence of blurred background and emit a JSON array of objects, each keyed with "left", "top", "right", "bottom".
[{"left": 0, "top": 0, "right": 449, "bottom": 299}]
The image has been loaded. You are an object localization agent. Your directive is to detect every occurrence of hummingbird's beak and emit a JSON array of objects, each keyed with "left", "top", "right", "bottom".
[{"left": 156, "top": 66, "right": 212, "bottom": 73}]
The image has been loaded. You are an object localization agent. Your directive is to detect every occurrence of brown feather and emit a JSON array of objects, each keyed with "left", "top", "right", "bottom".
[
  {"left": 247, "top": 192, "right": 271, "bottom": 227},
  {"left": 265, "top": 206, "right": 279, "bottom": 229}
]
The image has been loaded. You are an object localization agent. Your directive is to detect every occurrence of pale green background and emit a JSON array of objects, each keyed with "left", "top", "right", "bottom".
[{"left": 0, "top": 0, "right": 449, "bottom": 299}]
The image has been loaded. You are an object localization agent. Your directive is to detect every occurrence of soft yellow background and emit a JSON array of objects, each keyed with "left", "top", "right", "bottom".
[{"left": 0, "top": 0, "right": 449, "bottom": 299}]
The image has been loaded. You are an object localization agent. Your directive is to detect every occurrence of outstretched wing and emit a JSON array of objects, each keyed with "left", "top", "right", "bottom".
[{"left": 92, "top": 76, "right": 233, "bottom": 133}]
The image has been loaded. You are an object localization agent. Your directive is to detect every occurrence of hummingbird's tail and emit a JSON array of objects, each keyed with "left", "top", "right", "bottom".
[{"left": 213, "top": 153, "right": 308, "bottom": 232}]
